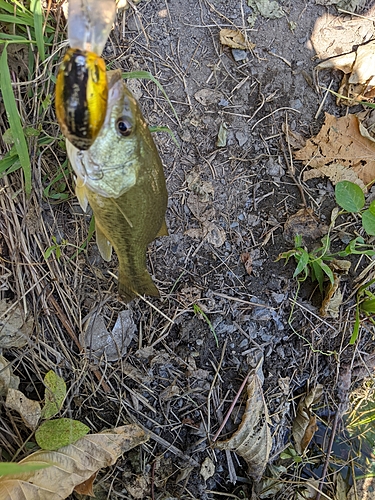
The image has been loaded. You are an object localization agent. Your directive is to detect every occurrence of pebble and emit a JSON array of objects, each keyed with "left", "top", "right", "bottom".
[
  {"left": 290, "top": 98, "right": 303, "bottom": 110},
  {"left": 235, "top": 130, "right": 248, "bottom": 146},
  {"left": 232, "top": 49, "right": 248, "bottom": 61}
]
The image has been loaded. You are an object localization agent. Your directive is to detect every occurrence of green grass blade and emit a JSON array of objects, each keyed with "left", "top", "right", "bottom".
[
  {"left": 0, "top": 13, "right": 33, "bottom": 26},
  {"left": 0, "top": 0, "right": 15, "bottom": 13},
  {"left": 30, "top": 0, "right": 45, "bottom": 61},
  {"left": 0, "top": 46, "right": 32, "bottom": 194},
  {"left": 122, "top": 70, "right": 180, "bottom": 125},
  {"left": 149, "top": 125, "right": 179, "bottom": 146}
]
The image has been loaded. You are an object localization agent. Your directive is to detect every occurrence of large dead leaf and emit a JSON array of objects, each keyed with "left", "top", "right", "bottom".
[
  {"left": 292, "top": 385, "right": 323, "bottom": 455},
  {"left": 317, "top": 40, "right": 375, "bottom": 105},
  {"left": 295, "top": 113, "right": 375, "bottom": 188},
  {"left": 0, "top": 299, "right": 33, "bottom": 348},
  {"left": 215, "top": 360, "right": 271, "bottom": 481},
  {"left": 0, "top": 424, "right": 149, "bottom": 500}
]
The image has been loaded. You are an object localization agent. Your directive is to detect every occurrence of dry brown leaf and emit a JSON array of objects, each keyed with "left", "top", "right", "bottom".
[
  {"left": 295, "top": 113, "right": 375, "bottom": 187},
  {"left": 283, "top": 208, "right": 328, "bottom": 245},
  {"left": 5, "top": 389, "right": 41, "bottom": 431},
  {"left": 0, "top": 299, "right": 33, "bottom": 348},
  {"left": 282, "top": 123, "right": 306, "bottom": 150},
  {"left": 317, "top": 40, "right": 375, "bottom": 105},
  {"left": 240, "top": 252, "right": 253, "bottom": 275},
  {"left": 215, "top": 368, "right": 271, "bottom": 481},
  {"left": 292, "top": 385, "right": 323, "bottom": 455},
  {"left": 219, "top": 29, "right": 255, "bottom": 51},
  {"left": 74, "top": 472, "right": 97, "bottom": 496},
  {"left": 0, "top": 424, "right": 149, "bottom": 500},
  {"left": 194, "top": 89, "right": 224, "bottom": 106}
]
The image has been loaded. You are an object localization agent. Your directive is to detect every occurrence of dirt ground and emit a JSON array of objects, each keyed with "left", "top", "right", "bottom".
[{"left": 1, "top": 0, "right": 375, "bottom": 499}]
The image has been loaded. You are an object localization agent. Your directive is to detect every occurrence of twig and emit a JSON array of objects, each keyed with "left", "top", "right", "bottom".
[
  {"left": 315, "top": 79, "right": 333, "bottom": 120},
  {"left": 211, "top": 369, "right": 252, "bottom": 442},
  {"left": 207, "top": 339, "right": 228, "bottom": 436}
]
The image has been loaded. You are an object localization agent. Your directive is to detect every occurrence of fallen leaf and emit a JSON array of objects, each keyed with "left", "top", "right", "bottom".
[
  {"left": 241, "top": 252, "right": 253, "bottom": 275},
  {"left": 187, "top": 193, "right": 215, "bottom": 222},
  {"left": 0, "top": 355, "right": 19, "bottom": 397},
  {"left": 295, "top": 113, "right": 375, "bottom": 188},
  {"left": 311, "top": 11, "right": 374, "bottom": 62},
  {"left": 282, "top": 123, "right": 306, "bottom": 150},
  {"left": 5, "top": 388, "right": 41, "bottom": 431},
  {"left": 35, "top": 418, "right": 90, "bottom": 451},
  {"left": 216, "top": 122, "right": 228, "bottom": 147},
  {"left": 219, "top": 29, "right": 255, "bottom": 50},
  {"left": 194, "top": 88, "right": 224, "bottom": 106},
  {"left": 42, "top": 371, "right": 67, "bottom": 419},
  {"left": 0, "top": 424, "right": 149, "bottom": 500},
  {"left": 316, "top": 0, "right": 367, "bottom": 14},
  {"left": 215, "top": 358, "right": 271, "bottom": 481},
  {"left": 292, "top": 385, "right": 323, "bottom": 455},
  {"left": 200, "top": 457, "right": 215, "bottom": 481},
  {"left": 283, "top": 208, "right": 328, "bottom": 245},
  {"left": 317, "top": 40, "right": 375, "bottom": 105},
  {"left": 0, "top": 299, "right": 33, "bottom": 348},
  {"left": 81, "top": 310, "right": 136, "bottom": 362},
  {"left": 320, "top": 260, "right": 350, "bottom": 318},
  {"left": 74, "top": 472, "right": 97, "bottom": 496},
  {"left": 247, "top": 0, "right": 285, "bottom": 27}
]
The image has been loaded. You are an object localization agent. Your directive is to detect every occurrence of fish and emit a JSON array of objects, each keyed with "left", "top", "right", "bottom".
[
  {"left": 56, "top": 48, "right": 108, "bottom": 150},
  {"left": 67, "top": 70, "right": 168, "bottom": 302}
]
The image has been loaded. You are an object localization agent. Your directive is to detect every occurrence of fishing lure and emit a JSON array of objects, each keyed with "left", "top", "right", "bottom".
[
  {"left": 56, "top": 0, "right": 116, "bottom": 148},
  {"left": 55, "top": 48, "right": 108, "bottom": 150}
]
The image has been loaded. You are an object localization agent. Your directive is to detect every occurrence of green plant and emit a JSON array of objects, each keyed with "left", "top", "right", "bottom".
[
  {"left": 277, "top": 181, "right": 375, "bottom": 343},
  {"left": 193, "top": 303, "right": 219, "bottom": 347},
  {"left": 0, "top": 0, "right": 56, "bottom": 195}
]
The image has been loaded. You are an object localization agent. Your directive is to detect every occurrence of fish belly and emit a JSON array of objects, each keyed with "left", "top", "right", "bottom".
[{"left": 85, "top": 173, "right": 167, "bottom": 302}]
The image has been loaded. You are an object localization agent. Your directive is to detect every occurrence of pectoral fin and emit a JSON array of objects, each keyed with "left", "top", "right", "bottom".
[
  {"left": 95, "top": 224, "right": 112, "bottom": 262},
  {"left": 156, "top": 219, "right": 168, "bottom": 237},
  {"left": 75, "top": 176, "right": 89, "bottom": 212}
]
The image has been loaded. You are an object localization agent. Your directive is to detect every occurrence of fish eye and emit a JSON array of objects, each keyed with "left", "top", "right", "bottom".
[{"left": 116, "top": 118, "right": 132, "bottom": 137}]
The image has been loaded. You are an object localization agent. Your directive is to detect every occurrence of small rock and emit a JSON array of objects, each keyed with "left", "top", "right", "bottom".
[
  {"left": 232, "top": 49, "right": 248, "bottom": 61},
  {"left": 235, "top": 130, "right": 248, "bottom": 146},
  {"left": 290, "top": 99, "right": 303, "bottom": 110}
]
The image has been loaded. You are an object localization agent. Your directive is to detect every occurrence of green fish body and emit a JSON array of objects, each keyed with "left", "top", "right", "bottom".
[{"left": 67, "top": 70, "right": 168, "bottom": 302}]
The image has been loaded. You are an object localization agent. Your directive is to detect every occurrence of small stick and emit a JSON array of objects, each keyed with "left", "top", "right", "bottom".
[
  {"left": 315, "top": 79, "right": 333, "bottom": 120},
  {"left": 211, "top": 369, "right": 252, "bottom": 442}
]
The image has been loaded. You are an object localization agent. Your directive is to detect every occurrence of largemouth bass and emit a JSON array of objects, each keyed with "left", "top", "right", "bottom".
[{"left": 67, "top": 70, "right": 168, "bottom": 302}]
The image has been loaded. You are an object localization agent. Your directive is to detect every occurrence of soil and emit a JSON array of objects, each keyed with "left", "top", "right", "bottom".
[{"left": 1, "top": 1, "right": 375, "bottom": 499}]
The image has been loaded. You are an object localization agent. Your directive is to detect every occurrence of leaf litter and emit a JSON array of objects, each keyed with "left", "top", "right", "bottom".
[
  {"left": 0, "top": 425, "right": 149, "bottom": 499},
  {"left": 214, "top": 352, "right": 271, "bottom": 481},
  {"left": 292, "top": 385, "right": 323, "bottom": 455},
  {"left": 295, "top": 112, "right": 375, "bottom": 188}
]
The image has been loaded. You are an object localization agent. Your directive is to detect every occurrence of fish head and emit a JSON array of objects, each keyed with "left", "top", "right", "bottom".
[{"left": 67, "top": 70, "right": 146, "bottom": 198}]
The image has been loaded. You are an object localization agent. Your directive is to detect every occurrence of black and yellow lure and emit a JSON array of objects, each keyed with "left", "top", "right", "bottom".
[{"left": 55, "top": 48, "right": 108, "bottom": 150}]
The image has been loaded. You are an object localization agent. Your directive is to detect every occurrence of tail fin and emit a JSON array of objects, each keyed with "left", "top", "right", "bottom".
[{"left": 118, "top": 269, "right": 160, "bottom": 303}]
